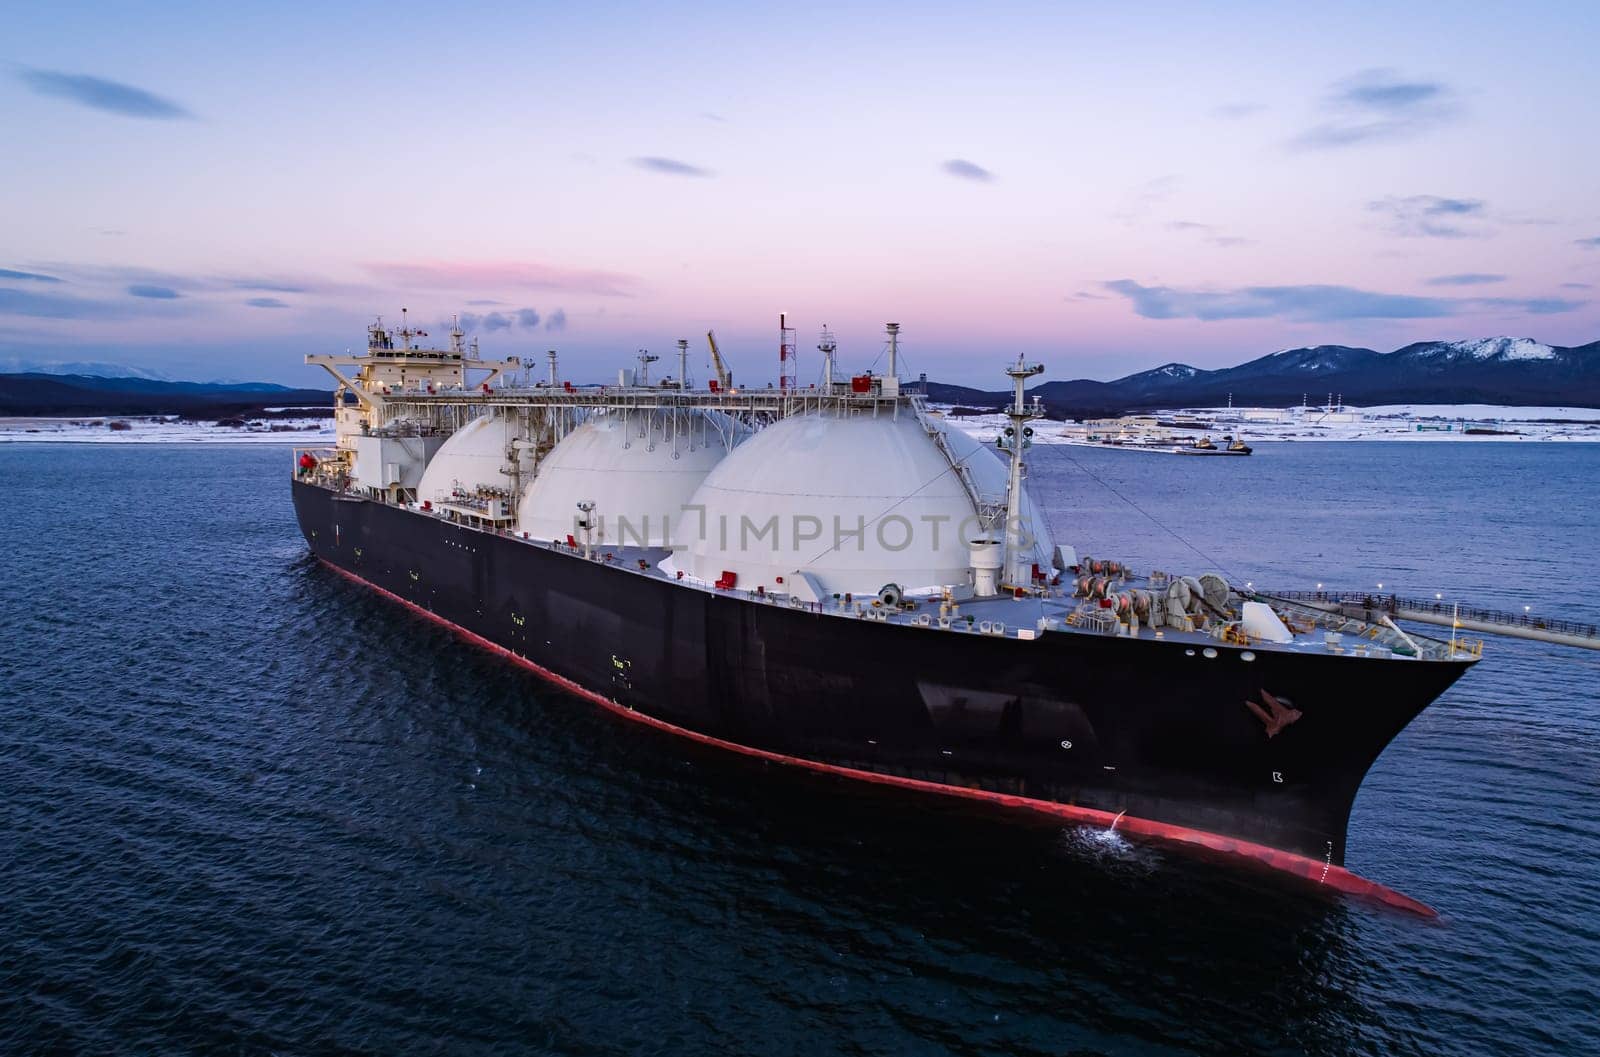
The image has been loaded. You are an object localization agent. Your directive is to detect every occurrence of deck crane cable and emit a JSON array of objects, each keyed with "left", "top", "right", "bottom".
[{"left": 1055, "top": 448, "right": 1242, "bottom": 582}]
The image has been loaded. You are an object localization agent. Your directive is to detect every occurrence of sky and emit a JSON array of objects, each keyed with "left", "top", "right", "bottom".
[{"left": 2, "top": 0, "right": 1599, "bottom": 387}]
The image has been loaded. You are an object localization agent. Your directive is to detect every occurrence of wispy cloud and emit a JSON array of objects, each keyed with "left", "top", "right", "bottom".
[
  {"left": 631, "top": 156, "right": 714, "bottom": 178},
  {"left": 941, "top": 159, "right": 994, "bottom": 182},
  {"left": 1166, "top": 221, "right": 1256, "bottom": 248},
  {"left": 1103, "top": 279, "right": 1581, "bottom": 322},
  {"left": 466, "top": 299, "right": 505, "bottom": 306},
  {"left": 1290, "top": 68, "right": 1458, "bottom": 150},
  {"left": 546, "top": 308, "right": 567, "bottom": 332},
  {"left": 40, "top": 263, "right": 202, "bottom": 290},
  {"left": 1368, "top": 195, "right": 1489, "bottom": 238},
  {"left": 18, "top": 69, "right": 192, "bottom": 120},
  {"left": 0, "top": 288, "right": 127, "bottom": 320},
  {"left": 1425, "top": 273, "right": 1506, "bottom": 286},
  {"left": 29, "top": 263, "right": 360, "bottom": 301},
  {"left": 452, "top": 307, "right": 545, "bottom": 334},
  {"left": 1576, "top": 236, "right": 1600, "bottom": 249},
  {"left": 1473, "top": 297, "right": 1586, "bottom": 315},
  {"left": 245, "top": 297, "right": 288, "bottom": 309},
  {"left": 367, "top": 260, "right": 636, "bottom": 297},
  {"left": 1213, "top": 102, "right": 1265, "bottom": 119},
  {"left": 0, "top": 268, "right": 63, "bottom": 283},
  {"left": 225, "top": 277, "right": 313, "bottom": 294},
  {"left": 476, "top": 312, "right": 514, "bottom": 332},
  {"left": 1112, "top": 175, "right": 1181, "bottom": 225},
  {"left": 1561, "top": 282, "right": 1593, "bottom": 290},
  {"left": 127, "top": 284, "right": 181, "bottom": 299}
]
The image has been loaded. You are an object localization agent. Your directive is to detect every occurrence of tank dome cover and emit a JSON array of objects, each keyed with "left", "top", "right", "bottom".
[
  {"left": 416, "top": 413, "right": 523, "bottom": 501},
  {"left": 673, "top": 412, "right": 1052, "bottom": 596},
  {"left": 518, "top": 410, "right": 737, "bottom": 547}
]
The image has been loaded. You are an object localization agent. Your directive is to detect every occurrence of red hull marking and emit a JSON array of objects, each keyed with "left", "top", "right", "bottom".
[{"left": 318, "top": 559, "right": 1437, "bottom": 919}]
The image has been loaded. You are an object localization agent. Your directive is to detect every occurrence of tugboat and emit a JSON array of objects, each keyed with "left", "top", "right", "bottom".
[
  {"left": 1179, "top": 434, "right": 1252, "bottom": 456},
  {"left": 293, "top": 314, "right": 1481, "bottom": 913}
]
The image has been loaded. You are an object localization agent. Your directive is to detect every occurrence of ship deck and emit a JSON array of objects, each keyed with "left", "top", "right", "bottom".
[{"left": 319, "top": 485, "right": 1468, "bottom": 664}]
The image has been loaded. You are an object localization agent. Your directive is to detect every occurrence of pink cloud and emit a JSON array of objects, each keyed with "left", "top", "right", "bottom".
[{"left": 365, "top": 260, "right": 637, "bottom": 297}]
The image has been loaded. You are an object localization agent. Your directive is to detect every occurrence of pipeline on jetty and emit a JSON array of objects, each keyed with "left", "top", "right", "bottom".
[{"left": 1262, "top": 590, "right": 1600, "bottom": 651}]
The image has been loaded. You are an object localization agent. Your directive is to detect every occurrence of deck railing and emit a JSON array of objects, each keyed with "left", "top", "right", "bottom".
[{"left": 1265, "top": 590, "right": 1600, "bottom": 642}]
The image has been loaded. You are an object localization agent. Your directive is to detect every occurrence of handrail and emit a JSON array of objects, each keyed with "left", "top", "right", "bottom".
[{"left": 1266, "top": 590, "right": 1599, "bottom": 641}]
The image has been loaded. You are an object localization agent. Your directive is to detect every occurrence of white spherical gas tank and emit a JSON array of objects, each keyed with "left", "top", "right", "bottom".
[{"left": 518, "top": 410, "right": 735, "bottom": 546}]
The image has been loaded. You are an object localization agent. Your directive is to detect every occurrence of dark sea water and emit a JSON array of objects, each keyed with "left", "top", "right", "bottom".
[{"left": 3, "top": 441, "right": 1598, "bottom": 1057}]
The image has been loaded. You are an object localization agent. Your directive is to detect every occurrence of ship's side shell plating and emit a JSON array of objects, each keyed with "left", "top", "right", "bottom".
[{"left": 518, "top": 410, "right": 735, "bottom": 547}]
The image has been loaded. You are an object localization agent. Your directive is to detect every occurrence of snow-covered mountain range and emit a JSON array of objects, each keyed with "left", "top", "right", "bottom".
[{"left": 926, "top": 336, "right": 1600, "bottom": 414}]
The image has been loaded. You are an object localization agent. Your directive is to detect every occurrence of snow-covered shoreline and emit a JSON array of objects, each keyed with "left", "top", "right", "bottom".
[
  {"left": 937, "top": 403, "right": 1600, "bottom": 445},
  {"left": 7, "top": 402, "right": 1600, "bottom": 446},
  {"left": 0, "top": 415, "right": 335, "bottom": 445}
]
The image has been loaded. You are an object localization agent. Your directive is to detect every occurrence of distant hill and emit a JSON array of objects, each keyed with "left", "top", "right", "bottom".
[
  {"left": 0, "top": 358, "right": 169, "bottom": 380},
  {"left": 0, "top": 373, "right": 334, "bottom": 416},
  {"left": 926, "top": 336, "right": 1600, "bottom": 416},
  {"left": 10, "top": 334, "right": 1598, "bottom": 418}
]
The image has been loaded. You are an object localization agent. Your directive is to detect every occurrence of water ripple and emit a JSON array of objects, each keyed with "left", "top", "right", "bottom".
[{"left": 1, "top": 442, "right": 1597, "bottom": 1056}]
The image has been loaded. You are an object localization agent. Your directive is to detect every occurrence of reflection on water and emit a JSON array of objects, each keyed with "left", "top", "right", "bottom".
[{"left": 1, "top": 442, "right": 1597, "bottom": 1056}]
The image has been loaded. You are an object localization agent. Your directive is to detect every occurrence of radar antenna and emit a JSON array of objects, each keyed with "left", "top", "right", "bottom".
[
  {"left": 817, "top": 326, "right": 837, "bottom": 387},
  {"left": 637, "top": 350, "right": 659, "bottom": 386}
]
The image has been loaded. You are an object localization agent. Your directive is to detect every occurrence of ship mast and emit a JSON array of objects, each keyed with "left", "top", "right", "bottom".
[
  {"left": 818, "top": 326, "right": 836, "bottom": 388},
  {"left": 636, "top": 350, "right": 658, "bottom": 386},
  {"left": 1003, "top": 356, "right": 1044, "bottom": 589},
  {"left": 778, "top": 313, "right": 797, "bottom": 391}
]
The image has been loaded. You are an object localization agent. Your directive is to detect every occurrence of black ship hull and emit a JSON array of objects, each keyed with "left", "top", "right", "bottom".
[{"left": 292, "top": 480, "right": 1470, "bottom": 911}]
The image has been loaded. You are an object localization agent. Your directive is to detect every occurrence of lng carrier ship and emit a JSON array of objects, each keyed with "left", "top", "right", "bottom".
[{"left": 292, "top": 314, "right": 1489, "bottom": 913}]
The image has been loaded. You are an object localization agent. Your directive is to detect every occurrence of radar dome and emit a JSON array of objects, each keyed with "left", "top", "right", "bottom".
[
  {"left": 518, "top": 410, "right": 736, "bottom": 546},
  {"left": 672, "top": 411, "right": 1013, "bottom": 595},
  {"left": 416, "top": 413, "right": 523, "bottom": 502}
]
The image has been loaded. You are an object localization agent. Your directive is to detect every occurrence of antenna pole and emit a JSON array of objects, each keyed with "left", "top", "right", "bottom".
[
  {"left": 779, "top": 313, "right": 797, "bottom": 391},
  {"left": 818, "top": 326, "right": 837, "bottom": 388},
  {"left": 1002, "top": 356, "right": 1045, "bottom": 590},
  {"left": 677, "top": 339, "right": 690, "bottom": 390},
  {"left": 886, "top": 322, "right": 900, "bottom": 379}
]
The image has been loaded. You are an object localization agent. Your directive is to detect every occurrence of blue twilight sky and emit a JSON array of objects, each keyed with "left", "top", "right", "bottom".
[{"left": 2, "top": 0, "right": 1598, "bottom": 386}]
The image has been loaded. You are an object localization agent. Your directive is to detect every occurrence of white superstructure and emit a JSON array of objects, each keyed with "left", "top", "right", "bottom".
[{"left": 303, "top": 319, "right": 1064, "bottom": 602}]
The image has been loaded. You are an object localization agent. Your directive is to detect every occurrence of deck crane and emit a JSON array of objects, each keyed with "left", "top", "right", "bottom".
[{"left": 705, "top": 330, "right": 734, "bottom": 392}]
